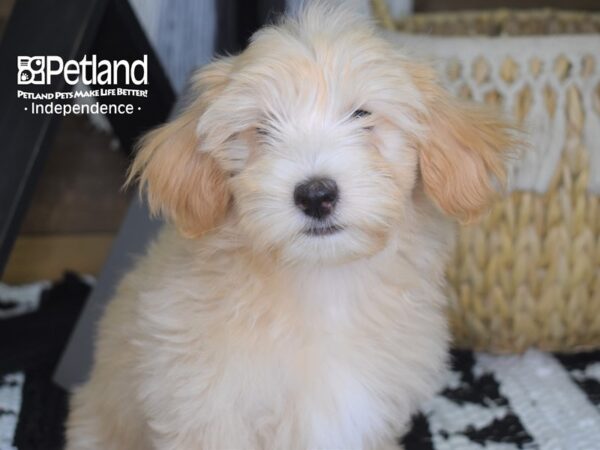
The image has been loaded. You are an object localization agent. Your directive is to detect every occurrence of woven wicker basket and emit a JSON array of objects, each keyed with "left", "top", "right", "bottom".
[{"left": 372, "top": 2, "right": 600, "bottom": 352}]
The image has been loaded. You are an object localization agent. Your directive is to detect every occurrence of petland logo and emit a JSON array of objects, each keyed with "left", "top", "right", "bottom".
[{"left": 17, "top": 55, "right": 148, "bottom": 86}]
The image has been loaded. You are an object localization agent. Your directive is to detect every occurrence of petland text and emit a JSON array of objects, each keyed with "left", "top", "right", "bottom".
[{"left": 17, "top": 55, "right": 148, "bottom": 86}]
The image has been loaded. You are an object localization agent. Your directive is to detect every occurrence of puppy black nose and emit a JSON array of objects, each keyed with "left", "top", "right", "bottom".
[{"left": 294, "top": 178, "right": 338, "bottom": 219}]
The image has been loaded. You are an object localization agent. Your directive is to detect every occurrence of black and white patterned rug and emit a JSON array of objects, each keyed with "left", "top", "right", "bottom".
[
  {"left": 1, "top": 275, "right": 599, "bottom": 449},
  {"left": 0, "top": 274, "right": 89, "bottom": 450},
  {"left": 403, "top": 349, "right": 600, "bottom": 449}
]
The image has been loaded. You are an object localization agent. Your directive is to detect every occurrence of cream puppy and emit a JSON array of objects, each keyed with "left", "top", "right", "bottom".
[{"left": 66, "top": 4, "right": 515, "bottom": 449}]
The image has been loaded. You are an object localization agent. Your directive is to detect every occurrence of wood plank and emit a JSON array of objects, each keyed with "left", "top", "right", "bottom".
[
  {"left": 0, "top": 0, "right": 15, "bottom": 36},
  {"left": 20, "top": 116, "right": 132, "bottom": 235},
  {"left": 2, "top": 233, "right": 115, "bottom": 284},
  {"left": 0, "top": 0, "right": 109, "bottom": 274},
  {"left": 415, "top": 0, "right": 600, "bottom": 12}
]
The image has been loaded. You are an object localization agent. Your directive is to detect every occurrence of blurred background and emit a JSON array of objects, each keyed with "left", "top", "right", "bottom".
[
  {"left": 2, "top": 0, "right": 599, "bottom": 285},
  {"left": 1, "top": 1, "right": 599, "bottom": 449}
]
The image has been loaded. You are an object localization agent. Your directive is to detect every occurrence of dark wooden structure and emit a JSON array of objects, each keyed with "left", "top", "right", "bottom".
[{"left": 0, "top": 0, "right": 175, "bottom": 276}]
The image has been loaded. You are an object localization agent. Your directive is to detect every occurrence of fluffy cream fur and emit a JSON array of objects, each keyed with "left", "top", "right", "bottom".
[{"left": 66, "top": 3, "right": 515, "bottom": 449}]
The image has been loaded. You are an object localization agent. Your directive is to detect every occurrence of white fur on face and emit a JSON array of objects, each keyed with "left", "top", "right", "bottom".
[{"left": 197, "top": 11, "right": 423, "bottom": 265}]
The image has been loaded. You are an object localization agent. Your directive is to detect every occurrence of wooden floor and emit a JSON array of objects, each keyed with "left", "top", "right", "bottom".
[
  {"left": 4, "top": 234, "right": 116, "bottom": 283},
  {"left": 2, "top": 116, "right": 132, "bottom": 284},
  {"left": 0, "top": 0, "right": 131, "bottom": 284}
]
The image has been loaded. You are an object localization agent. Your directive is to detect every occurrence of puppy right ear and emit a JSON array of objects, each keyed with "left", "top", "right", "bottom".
[
  {"left": 126, "top": 58, "right": 235, "bottom": 237},
  {"left": 406, "top": 62, "right": 518, "bottom": 223}
]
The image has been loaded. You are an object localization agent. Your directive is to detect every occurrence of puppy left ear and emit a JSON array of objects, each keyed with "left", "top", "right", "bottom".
[
  {"left": 126, "top": 58, "right": 235, "bottom": 237},
  {"left": 410, "top": 64, "right": 517, "bottom": 222}
]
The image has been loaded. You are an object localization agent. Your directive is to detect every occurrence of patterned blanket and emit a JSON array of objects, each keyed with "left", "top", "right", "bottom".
[{"left": 1, "top": 275, "right": 598, "bottom": 449}]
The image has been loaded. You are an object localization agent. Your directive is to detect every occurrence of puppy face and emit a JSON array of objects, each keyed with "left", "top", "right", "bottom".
[
  {"left": 213, "top": 30, "right": 421, "bottom": 264},
  {"left": 128, "top": 5, "right": 515, "bottom": 265}
]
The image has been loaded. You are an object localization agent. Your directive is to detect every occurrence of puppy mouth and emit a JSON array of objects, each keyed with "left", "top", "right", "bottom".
[{"left": 303, "top": 224, "right": 344, "bottom": 237}]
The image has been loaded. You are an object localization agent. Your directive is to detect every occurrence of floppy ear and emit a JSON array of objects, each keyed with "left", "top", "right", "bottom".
[
  {"left": 409, "top": 64, "right": 517, "bottom": 223},
  {"left": 126, "top": 58, "right": 235, "bottom": 237}
]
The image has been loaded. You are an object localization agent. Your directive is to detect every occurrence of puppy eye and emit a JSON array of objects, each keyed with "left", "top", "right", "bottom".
[
  {"left": 351, "top": 109, "right": 371, "bottom": 119},
  {"left": 256, "top": 127, "right": 269, "bottom": 136}
]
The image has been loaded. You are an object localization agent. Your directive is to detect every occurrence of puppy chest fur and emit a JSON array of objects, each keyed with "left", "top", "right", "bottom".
[{"left": 75, "top": 227, "right": 449, "bottom": 450}]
